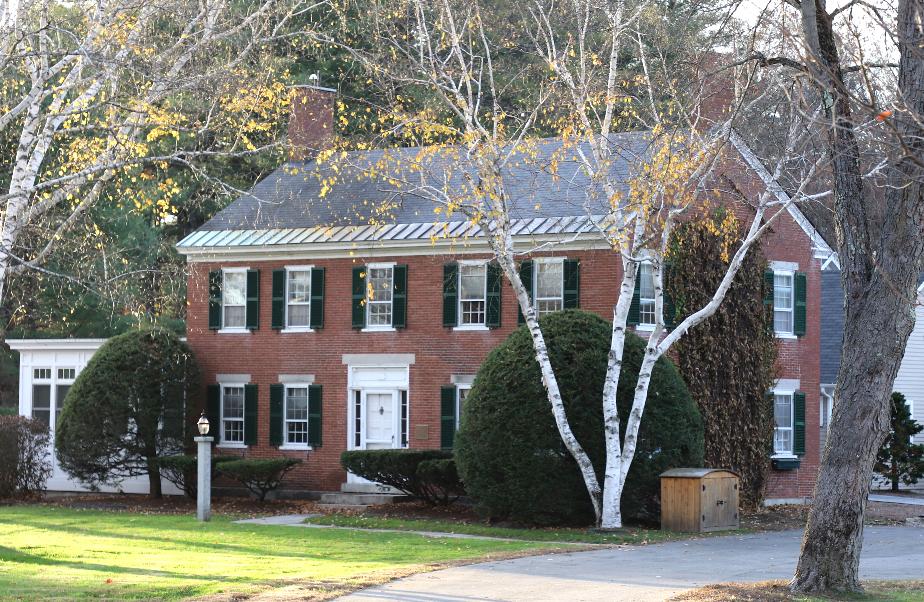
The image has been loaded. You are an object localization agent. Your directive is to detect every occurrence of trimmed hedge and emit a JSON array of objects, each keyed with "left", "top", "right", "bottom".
[
  {"left": 0, "top": 416, "right": 51, "bottom": 498},
  {"left": 157, "top": 454, "right": 236, "bottom": 499},
  {"left": 455, "top": 309, "right": 703, "bottom": 526},
  {"left": 340, "top": 450, "right": 464, "bottom": 505},
  {"left": 217, "top": 458, "right": 301, "bottom": 501}
]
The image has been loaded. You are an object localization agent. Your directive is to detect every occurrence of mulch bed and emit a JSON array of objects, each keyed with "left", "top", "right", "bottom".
[
  {"left": 10, "top": 492, "right": 921, "bottom": 529},
  {"left": 671, "top": 580, "right": 924, "bottom": 601}
]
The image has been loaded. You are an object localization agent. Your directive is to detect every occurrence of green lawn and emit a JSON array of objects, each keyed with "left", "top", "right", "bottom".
[
  {"left": 305, "top": 514, "right": 696, "bottom": 544},
  {"left": 0, "top": 506, "right": 561, "bottom": 601}
]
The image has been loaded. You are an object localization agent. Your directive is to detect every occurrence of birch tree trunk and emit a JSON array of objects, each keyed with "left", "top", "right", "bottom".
[{"left": 793, "top": 0, "right": 924, "bottom": 592}]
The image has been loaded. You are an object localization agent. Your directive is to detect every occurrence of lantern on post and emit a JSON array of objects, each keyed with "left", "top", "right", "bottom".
[{"left": 194, "top": 412, "right": 213, "bottom": 521}]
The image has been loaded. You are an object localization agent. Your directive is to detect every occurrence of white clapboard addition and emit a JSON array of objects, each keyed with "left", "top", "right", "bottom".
[
  {"left": 8, "top": 339, "right": 181, "bottom": 495},
  {"left": 894, "top": 293, "right": 924, "bottom": 447}
]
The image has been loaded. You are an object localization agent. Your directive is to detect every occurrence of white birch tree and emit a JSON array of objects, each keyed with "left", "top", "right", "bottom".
[
  {"left": 0, "top": 0, "right": 321, "bottom": 316},
  {"left": 321, "top": 0, "right": 824, "bottom": 527}
]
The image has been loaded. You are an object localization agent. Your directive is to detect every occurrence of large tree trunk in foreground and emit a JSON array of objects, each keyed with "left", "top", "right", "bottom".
[{"left": 793, "top": 0, "right": 924, "bottom": 591}]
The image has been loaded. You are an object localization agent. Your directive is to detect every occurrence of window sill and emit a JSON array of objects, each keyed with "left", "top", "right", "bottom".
[
  {"left": 217, "top": 442, "right": 247, "bottom": 449},
  {"left": 453, "top": 325, "right": 490, "bottom": 332},
  {"left": 280, "top": 327, "right": 314, "bottom": 334},
  {"left": 635, "top": 324, "right": 656, "bottom": 332},
  {"left": 362, "top": 326, "right": 396, "bottom": 333},
  {"left": 279, "top": 445, "right": 313, "bottom": 451},
  {"left": 775, "top": 333, "right": 799, "bottom": 340},
  {"left": 218, "top": 328, "right": 250, "bottom": 335}
]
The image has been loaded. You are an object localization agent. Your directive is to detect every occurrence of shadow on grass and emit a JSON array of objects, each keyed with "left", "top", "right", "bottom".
[
  {"left": 0, "top": 512, "right": 530, "bottom": 567},
  {"left": 0, "top": 544, "right": 235, "bottom": 583}
]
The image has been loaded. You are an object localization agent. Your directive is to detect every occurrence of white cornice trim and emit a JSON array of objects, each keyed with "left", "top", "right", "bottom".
[
  {"left": 728, "top": 130, "right": 840, "bottom": 270},
  {"left": 179, "top": 233, "right": 608, "bottom": 263},
  {"left": 7, "top": 339, "right": 107, "bottom": 352}
]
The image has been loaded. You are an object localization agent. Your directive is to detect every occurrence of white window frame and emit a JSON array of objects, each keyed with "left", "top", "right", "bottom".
[
  {"left": 280, "top": 383, "right": 312, "bottom": 450},
  {"left": 218, "top": 380, "right": 248, "bottom": 448},
  {"left": 31, "top": 367, "right": 53, "bottom": 428},
  {"left": 55, "top": 367, "right": 76, "bottom": 427},
  {"left": 455, "top": 260, "right": 489, "bottom": 331},
  {"left": 220, "top": 267, "right": 250, "bottom": 334},
  {"left": 533, "top": 257, "right": 565, "bottom": 318},
  {"left": 820, "top": 385, "right": 835, "bottom": 430},
  {"left": 283, "top": 265, "right": 314, "bottom": 333},
  {"left": 637, "top": 262, "right": 657, "bottom": 331},
  {"left": 773, "top": 269, "right": 797, "bottom": 339},
  {"left": 456, "top": 384, "right": 471, "bottom": 427},
  {"left": 772, "top": 387, "right": 797, "bottom": 458},
  {"left": 363, "top": 262, "right": 397, "bottom": 332}
]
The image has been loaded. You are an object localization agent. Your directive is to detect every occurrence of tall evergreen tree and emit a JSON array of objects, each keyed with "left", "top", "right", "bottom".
[{"left": 875, "top": 392, "right": 924, "bottom": 492}]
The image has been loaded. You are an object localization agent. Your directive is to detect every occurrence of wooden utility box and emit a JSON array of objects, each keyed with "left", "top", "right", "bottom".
[{"left": 660, "top": 468, "right": 739, "bottom": 532}]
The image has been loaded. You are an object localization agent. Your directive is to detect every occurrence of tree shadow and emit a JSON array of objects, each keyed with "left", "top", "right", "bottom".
[{"left": 0, "top": 544, "right": 229, "bottom": 583}]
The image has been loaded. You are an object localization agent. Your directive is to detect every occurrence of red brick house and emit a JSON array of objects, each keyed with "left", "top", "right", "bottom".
[{"left": 176, "top": 86, "right": 838, "bottom": 504}]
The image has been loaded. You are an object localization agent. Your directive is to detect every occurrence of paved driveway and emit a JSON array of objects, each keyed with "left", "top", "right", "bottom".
[{"left": 338, "top": 526, "right": 924, "bottom": 601}]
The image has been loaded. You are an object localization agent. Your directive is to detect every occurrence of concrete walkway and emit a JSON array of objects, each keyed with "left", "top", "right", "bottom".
[
  {"left": 870, "top": 493, "right": 924, "bottom": 506},
  {"left": 233, "top": 514, "right": 597, "bottom": 544},
  {"left": 337, "top": 526, "right": 924, "bottom": 602}
]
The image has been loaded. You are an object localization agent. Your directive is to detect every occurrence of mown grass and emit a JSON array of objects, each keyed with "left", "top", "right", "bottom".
[
  {"left": 0, "top": 505, "right": 562, "bottom": 600},
  {"left": 304, "top": 513, "right": 716, "bottom": 544}
]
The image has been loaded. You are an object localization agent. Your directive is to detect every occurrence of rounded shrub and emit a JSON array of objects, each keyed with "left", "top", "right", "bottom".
[
  {"left": 454, "top": 309, "right": 703, "bottom": 526},
  {"left": 56, "top": 328, "right": 199, "bottom": 497}
]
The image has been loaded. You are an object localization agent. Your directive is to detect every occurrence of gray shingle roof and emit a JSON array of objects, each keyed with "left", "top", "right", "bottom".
[{"left": 197, "top": 132, "right": 654, "bottom": 232}]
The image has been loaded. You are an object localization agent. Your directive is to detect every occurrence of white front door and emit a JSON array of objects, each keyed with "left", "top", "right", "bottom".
[{"left": 363, "top": 390, "right": 398, "bottom": 450}]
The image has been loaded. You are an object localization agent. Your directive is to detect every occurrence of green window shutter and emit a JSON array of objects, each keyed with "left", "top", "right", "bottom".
[
  {"left": 517, "top": 259, "right": 533, "bottom": 325},
  {"left": 352, "top": 266, "right": 366, "bottom": 329},
  {"left": 794, "top": 272, "right": 807, "bottom": 336},
  {"left": 764, "top": 270, "right": 775, "bottom": 315},
  {"left": 310, "top": 268, "right": 325, "bottom": 329},
  {"left": 393, "top": 264, "right": 408, "bottom": 329},
  {"left": 206, "top": 384, "right": 221, "bottom": 429},
  {"left": 208, "top": 271, "right": 222, "bottom": 330},
  {"left": 308, "top": 385, "right": 323, "bottom": 447},
  {"left": 246, "top": 269, "right": 260, "bottom": 330},
  {"left": 269, "top": 384, "right": 284, "bottom": 446},
  {"left": 244, "top": 384, "right": 258, "bottom": 445},
  {"left": 443, "top": 263, "right": 459, "bottom": 327},
  {"left": 563, "top": 259, "right": 580, "bottom": 309},
  {"left": 271, "top": 269, "right": 285, "bottom": 329},
  {"left": 486, "top": 262, "right": 502, "bottom": 328},
  {"left": 794, "top": 391, "right": 806, "bottom": 456},
  {"left": 663, "top": 262, "right": 676, "bottom": 329},
  {"left": 440, "top": 385, "right": 457, "bottom": 449},
  {"left": 627, "top": 266, "right": 641, "bottom": 326}
]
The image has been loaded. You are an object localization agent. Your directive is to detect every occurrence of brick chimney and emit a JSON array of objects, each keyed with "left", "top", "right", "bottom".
[
  {"left": 288, "top": 84, "right": 336, "bottom": 161},
  {"left": 693, "top": 52, "right": 739, "bottom": 129}
]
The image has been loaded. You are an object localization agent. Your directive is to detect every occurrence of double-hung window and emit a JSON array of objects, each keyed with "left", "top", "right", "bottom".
[
  {"left": 32, "top": 368, "right": 52, "bottom": 427},
  {"left": 222, "top": 269, "right": 248, "bottom": 329},
  {"left": 773, "top": 392, "right": 794, "bottom": 456},
  {"left": 367, "top": 266, "right": 394, "bottom": 327},
  {"left": 773, "top": 272, "right": 794, "bottom": 335},
  {"left": 638, "top": 263, "right": 656, "bottom": 327},
  {"left": 286, "top": 268, "right": 312, "bottom": 328},
  {"left": 221, "top": 385, "right": 246, "bottom": 444},
  {"left": 535, "top": 259, "right": 564, "bottom": 317},
  {"left": 459, "top": 263, "right": 487, "bottom": 326},
  {"left": 56, "top": 368, "right": 75, "bottom": 426},
  {"left": 284, "top": 386, "right": 309, "bottom": 445}
]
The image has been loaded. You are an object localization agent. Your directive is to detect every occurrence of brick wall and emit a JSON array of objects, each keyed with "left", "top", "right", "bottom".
[{"left": 185, "top": 156, "right": 823, "bottom": 500}]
